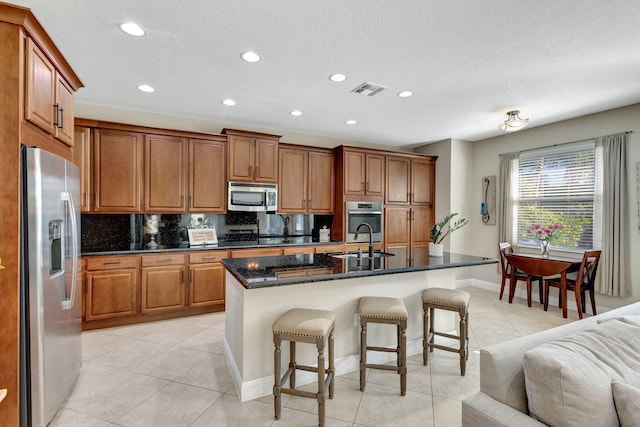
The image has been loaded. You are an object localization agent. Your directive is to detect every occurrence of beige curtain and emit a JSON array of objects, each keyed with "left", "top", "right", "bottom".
[
  {"left": 498, "top": 152, "right": 518, "bottom": 246},
  {"left": 596, "top": 133, "right": 630, "bottom": 297}
]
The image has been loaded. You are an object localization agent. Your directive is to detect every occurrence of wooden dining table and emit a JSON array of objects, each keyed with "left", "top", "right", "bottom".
[{"left": 504, "top": 253, "right": 582, "bottom": 319}]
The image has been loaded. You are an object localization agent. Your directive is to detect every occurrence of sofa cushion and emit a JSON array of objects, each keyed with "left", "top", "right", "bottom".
[
  {"left": 612, "top": 380, "right": 640, "bottom": 427},
  {"left": 523, "top": 317, "right": 640, "bottom": 427}
]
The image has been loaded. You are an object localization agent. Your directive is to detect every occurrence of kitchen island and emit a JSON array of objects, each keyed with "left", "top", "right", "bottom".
[{"left": 221, "top": 252, "right": 497, "bottom": 401}]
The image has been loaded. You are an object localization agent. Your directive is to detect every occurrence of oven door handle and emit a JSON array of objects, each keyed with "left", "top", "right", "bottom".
[{"left": 347, "top": 210, "right": 383, "bottom": 215}]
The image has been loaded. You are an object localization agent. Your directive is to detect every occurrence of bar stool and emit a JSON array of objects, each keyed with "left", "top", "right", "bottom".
[
  {"left": 359, "top": 296, "right": 408, "bottom": 396},
  {"left": 422, "top": 287, "right": 471, "bottom": 376},
  {"left": 272, "top": 308, "right": 336, "bottom": 427}
]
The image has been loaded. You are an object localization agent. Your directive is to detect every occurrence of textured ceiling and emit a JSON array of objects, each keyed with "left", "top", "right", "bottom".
[{"left": 11, "top": 0, "right": 640, "bottom": 148}]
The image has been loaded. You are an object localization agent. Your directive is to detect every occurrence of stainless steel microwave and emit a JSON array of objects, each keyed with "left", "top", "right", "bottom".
[
  {"left": 345, "top": 201, "right": 383, "bottom": 243},
  {"left": 228, "top": 182, "right": 277, "bottom": 212}
]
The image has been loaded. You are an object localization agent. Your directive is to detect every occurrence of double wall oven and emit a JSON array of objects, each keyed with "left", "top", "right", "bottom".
[{"left": 345, "top": 201, "right": 383, "bottom": 243}]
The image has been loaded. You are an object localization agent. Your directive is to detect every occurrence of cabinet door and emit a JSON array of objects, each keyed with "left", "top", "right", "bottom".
[
  {"left": 385, "top": 156, "right": 411, "bottom": 204},
  {"left": 93, "top": 129, "right": 143, "bottom": 212},
  {"left": 365, "top": 154, "right": 385, "bottom": 196},
  {"left": 144, "top": 134, "right": 187, "bottom": 212},
  {"left": 141, "top": 265, "right": 186, "bottom": 314},
  {"left": 85, "top": 269, "right": 137, "bottom": 321},
  {"left": 308, "top": 151, "right": 334, "bottom": 213},
  {"left": 73, "top": 126, "right": 91, "bottom": 212},
  {"left": 411, "top": 159, "right": 435, "bottom": 206},
  {"left": 254, "top": 138, "right": 278, "bottom": 183},
  {"left": 278, "top": 148, "right": 307, "bottom": 213},
  {"left": 54, "top": 75, "right": 74, "bottom": 146},
  {"left": 228, "top": 135, "right": 254, "bottom": 182},
  {"left": 411, "top": 207, "right": 433, "bottom": 246},
  {"left": 189, "top": 263, "right": 225, "bottom": 307},
  {"left": 25, "top": 38, "right": 56, "bottom": 135},
  {"left": 344, "top": 151, "right": 365, "bottom": 195},
  {"left": 189, "top": 139, "right": 226, "bottom": 212},
  {"left": 385, "top": 206, "right": 410, "bottom": 246}
]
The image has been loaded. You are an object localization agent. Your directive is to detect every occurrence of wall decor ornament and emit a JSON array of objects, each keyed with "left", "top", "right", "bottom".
[{"left": 481, "top": 175, "right": 496, "bottom": 225}]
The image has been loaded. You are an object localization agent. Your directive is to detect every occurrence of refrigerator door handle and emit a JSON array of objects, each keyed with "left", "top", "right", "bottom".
[{"left": 60, "top": 191, "right": 78, "bottom": 310}]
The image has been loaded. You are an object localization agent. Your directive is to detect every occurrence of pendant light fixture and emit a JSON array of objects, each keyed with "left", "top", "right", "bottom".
[{"left": 499, "top": 110, "right": 529, "bottom": 132}]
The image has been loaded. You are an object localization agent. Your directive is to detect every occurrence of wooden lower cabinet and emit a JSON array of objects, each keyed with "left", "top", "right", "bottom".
[
  {"left": 83, "top": 251, "right": 226, "bottom": 329},
  {"left": 141, "top": 264, "right": 186, "bottom": 314},
  {"left": 85, "top": 255, "right": 138, "bottom": 321},
  {"left": 189, "top": 251, "right": 228, "bottom": 307}
]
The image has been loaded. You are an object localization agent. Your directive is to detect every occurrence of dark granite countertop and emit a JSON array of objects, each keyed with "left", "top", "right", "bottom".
[
  {"left": 81, "top": 236, "right": 340, "bottom": 256},
  {"left": 221, "top": 252, "right": 498, "bottom": 289}
]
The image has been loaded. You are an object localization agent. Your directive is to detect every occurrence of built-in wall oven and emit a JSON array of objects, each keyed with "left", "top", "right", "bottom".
[{"left": 345, "top": 201, "right": 383, "bottom": 243}]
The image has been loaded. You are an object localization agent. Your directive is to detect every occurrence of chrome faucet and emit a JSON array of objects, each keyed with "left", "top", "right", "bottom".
[{"left": 354, "top": 223, "right": 375, "bottom": 259}]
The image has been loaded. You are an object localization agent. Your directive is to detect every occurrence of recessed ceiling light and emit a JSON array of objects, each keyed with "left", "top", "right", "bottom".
[
  {"left": 241, "top": 51, "right": 261, "bottom": 63},
  {"left": 222, "top": 99, "right": 236, "bottom": 106},
  {"left": 137, "top": 84, "right": 154, "bottom": 93},
  {"left": 290, "top": 110, "right": 302, "bottom": 116},
  {"left": 119, "top": 22, "right": 145, "bottom": 37},
  {"left": 346, "top": 120, "right": 357, "bottom": 125},
  {"left": 329, "top": 73, "right": 347, "bottom": 82},
  {"left": 397, "top": 91, "right": 413, "bottom": 98}
]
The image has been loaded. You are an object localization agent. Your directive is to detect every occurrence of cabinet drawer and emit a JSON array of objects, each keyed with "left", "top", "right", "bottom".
[
  {"left": 189, "top": 251, "right": 229, "bottom": 264},
  {"left": 314, "top": 244, "right": 344, "bottom": 254},
  {"left": 282, "top": 246, "right": 315, "bottom": 256},
  {"left": 141, "top": 253, "right": 186, "bottom": 267},
  {"left": 86, "top": 256, "right": 138, "bottom": 270},
  {"left": 230, "top": 248, "right": 283, "bottom": 258}
]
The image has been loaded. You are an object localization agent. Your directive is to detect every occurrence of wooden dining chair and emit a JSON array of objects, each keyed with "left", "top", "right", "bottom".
[
  {"left": 544, "top": 250, "right": 601, "bottom": 319},
  {"left": 498, "top": 243, "right": 543, "bottom": 307}
]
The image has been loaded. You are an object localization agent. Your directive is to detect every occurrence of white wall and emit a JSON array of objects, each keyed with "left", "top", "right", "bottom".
[{"left": 468, "top": 103, "right": 640, "bottom": 309}]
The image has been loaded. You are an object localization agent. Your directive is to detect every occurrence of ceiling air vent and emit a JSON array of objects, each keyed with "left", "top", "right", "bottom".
[{"left": 351, "top": 81, "right": 387, "bottom": 97}]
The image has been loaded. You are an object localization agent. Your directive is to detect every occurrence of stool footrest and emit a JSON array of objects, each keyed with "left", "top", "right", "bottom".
[
  {"left": 366, "top": 363, "right": 400, "bottom": 372},
  {"left": 366, "top": 346, "right": 398, "bottom": 353},
  {"left": 428, "top": 342, "right": 463, "bottom": 353},
  {"left": 281, "top": 388, "right": 319, "bottom": 399},
  {"left": 434, "top": 331, "right": 460, "bottom": 340}
]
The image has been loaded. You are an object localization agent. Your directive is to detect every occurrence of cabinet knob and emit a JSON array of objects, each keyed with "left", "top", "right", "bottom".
[
  {"left": 254, "top": 166, "right": 259, "bottom": 179},
  {"left": 248, "top": 165, "right": 252, "bottom": 177}
]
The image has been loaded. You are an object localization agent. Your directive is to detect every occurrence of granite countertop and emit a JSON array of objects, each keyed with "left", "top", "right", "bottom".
[
  {"left": 221, "top": 252, "right": 498, "bottom": 289},
  {"left": 81, "top": 236, "right": 339, "bottom": 256}
]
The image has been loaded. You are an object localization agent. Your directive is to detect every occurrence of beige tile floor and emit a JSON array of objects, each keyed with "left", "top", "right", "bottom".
[{"left": 51, "top": 286, "right": 577, "bottom": 427}]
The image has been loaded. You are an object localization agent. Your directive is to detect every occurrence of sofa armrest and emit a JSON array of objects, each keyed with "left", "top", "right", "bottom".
[{"left": 462, "top": 392, "right": 546, "bottom": 427}]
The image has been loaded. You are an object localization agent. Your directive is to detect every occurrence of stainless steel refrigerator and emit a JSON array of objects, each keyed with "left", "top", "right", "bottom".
[{"left": 20, "top": 146, "right": 81, "bottom": 427}]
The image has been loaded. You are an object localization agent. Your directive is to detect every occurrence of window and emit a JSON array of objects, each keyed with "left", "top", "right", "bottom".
[{"left": 515, "top": 140, "right": 602, "bottom": 251}]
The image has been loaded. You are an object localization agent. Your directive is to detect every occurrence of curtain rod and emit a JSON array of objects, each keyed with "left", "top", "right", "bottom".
[{"left": 499, "top": 131, "right": 633, "bottom": 156}]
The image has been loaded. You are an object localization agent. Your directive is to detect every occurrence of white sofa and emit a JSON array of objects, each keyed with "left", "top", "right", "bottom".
[{"left": 461, "top": 302, "right": 640, "bottom": 427}]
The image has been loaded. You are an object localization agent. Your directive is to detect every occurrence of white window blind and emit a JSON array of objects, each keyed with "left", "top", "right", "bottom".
[{"left": 516, "top": 140, "right": 600, "bottom": 251}]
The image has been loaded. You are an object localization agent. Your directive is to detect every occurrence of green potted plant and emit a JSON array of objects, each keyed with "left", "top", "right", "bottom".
[{"left": 429, "top": 212, "right": 469, "bottom": 257}]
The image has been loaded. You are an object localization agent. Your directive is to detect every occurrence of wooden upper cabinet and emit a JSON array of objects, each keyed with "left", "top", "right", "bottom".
[
  {"left": 307, "top": 150, "right": 334, "bottom": 213},
  {"left": 25, "top": 38, "right": 74, "bottom": 146},
  {"left": 385, "top": 156, "right": 435, "bottom": 206},
  {"left": 410, "top": 158, "right": 435, "bottom": 206},
  {"left": 189, "top": 138, "right": 226, "bottom": 213},
  {"left": 144, "top": 134, "right": 188, "bottom": 212},
  {"left": 93, "top": 129, "right": 143, "bottom": 212},
  {"left": 225, "top": 130, "right": 279, "bottom": 183},
  {"left": 344, "top": 151, "right": 365, "bottom": 195},
  {"left": 344, "top": 151, "right": 384, "bottom": 196},
  {"left": 278, "top": 148, "right": 307, "bottom": 213},
  {"left": 254, "top": 138, "right": 278, "bottom": 182},
  {"left": 73, "top": 126, "right": 91, "bottom": 212},
  {"left": 386, "top": 156, "right": 411, "bottom": 204},
  {"left": 278, "top": 147, "right": 334, "bottom": 214},
  {"left": 365, "top": 154, "right": 385, "bottom": 196}
]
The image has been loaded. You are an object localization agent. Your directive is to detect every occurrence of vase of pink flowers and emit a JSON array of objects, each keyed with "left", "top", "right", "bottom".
[{"left": 527, "top": 223, "right": 563, "bottom": 257}]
